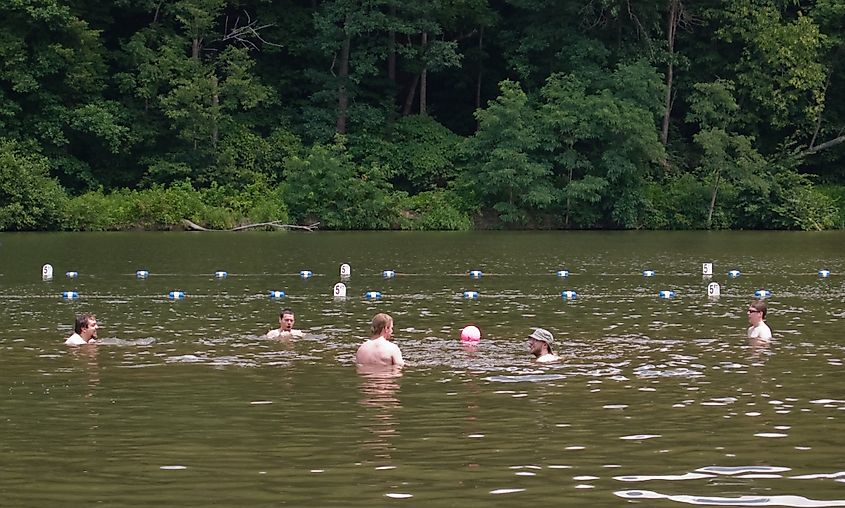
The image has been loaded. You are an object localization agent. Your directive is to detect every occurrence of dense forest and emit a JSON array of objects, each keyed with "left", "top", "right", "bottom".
[{"left": 1, "top": 0, "right": 843, "bottom": 231}]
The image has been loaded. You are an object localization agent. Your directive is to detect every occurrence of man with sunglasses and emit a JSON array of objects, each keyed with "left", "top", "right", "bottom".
[{"left": 747, "top": 300, "right": 772, "bottom": 344}]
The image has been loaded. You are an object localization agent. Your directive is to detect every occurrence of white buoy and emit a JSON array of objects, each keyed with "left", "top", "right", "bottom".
[
  {"left": 333, "top": 282, "right": 347, "bottom": 298},
  {"left": 754, "top": 289, "right": 771, "bottom": 298},
  {"left": 300, "top": 270, "right": 313, "bottom": 279},
  {"left": 702, "top": 262, "right": 713, "bottom": 276},
  {"left": 707, "top": 282, "right": 721, "bottom": 298},
  {"left": 728, "top": 270, "right": 741, "bottom": 278},
  {"left": 61, "top": 291, "right": 79, "bottom": 300},
  {"left": 168, "top": 291, "right": 186, "bottom": 300},
  {"left": 42, "top": 264, "right": 53, "bottom": 281},
  {"left": 214, "top": 271, "right": 228, "bottom": 279},
  {"left": 556, "top": 270, "right": 569, "bottom": 277},
  {"left": 365, "top": 291, "right": 382, "bottom": 300},
  {"left": 561, "top": 290, "right": 577, "bottom": 300},
  {"left": 643, "top": 270, "right": 655, "bottom": 277},
  {"left": 469, "top": 270, "right": 483, "bottom": 279},
  {"left": 463, "top": 291, "right": 478, "bottom": 299},
  {"left": 658, "top": 290, "right": 675, "bottom": 299},
  {"left": 66, "top": 271, "right": 78, "bottom": 278},
  {"left": 383, "top": 270, "right": 395, "bottom": 279},
  {"left": 340, "top": 263, "right": 351, "bottom": 278},
  {"left": 136, "top": 270, "right": 150, "bottom": 279},
  {"left": 818, "top": 269, "right": 831, "bottom": 278},
  {"left": 269, "top": 290, "right": 286, "bottom": 299}
]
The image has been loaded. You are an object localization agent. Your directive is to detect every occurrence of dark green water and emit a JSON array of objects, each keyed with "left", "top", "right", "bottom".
[{"left": 1, "top": 231, "right": 843, "bottom": 507}]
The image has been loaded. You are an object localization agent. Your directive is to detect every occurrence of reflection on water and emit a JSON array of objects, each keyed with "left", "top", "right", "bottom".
[
  {"left": 357, "top": 365, "right": 402, "bottom": 464},
  {"left": 1, "top": 231, "right": 843, "bottom": 506}
]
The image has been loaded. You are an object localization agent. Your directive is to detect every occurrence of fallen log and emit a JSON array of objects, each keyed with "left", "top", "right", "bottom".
[{"left": 182, "top": 219, "right": 319, "bottom": 232}]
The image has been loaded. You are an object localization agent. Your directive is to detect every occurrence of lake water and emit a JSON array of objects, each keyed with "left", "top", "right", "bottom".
[{"left": 1, "top": 231, "right": 843, "bottom": 507}]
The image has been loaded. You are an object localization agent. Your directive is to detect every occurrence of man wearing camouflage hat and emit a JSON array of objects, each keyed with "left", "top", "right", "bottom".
[{"left": 528, "top": 328, "right": 560, "bottom": 363}]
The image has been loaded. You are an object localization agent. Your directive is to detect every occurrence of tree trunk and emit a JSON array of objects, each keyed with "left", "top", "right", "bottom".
[
  {"left": 336, "top": 24, "right": 351, "bottom": 134},
  {"left": 388, "top": 5, "right": 396, "bottom": 83},
  {"left": 565, "top": 165, "right": 573, "bottom": 227},
  {"left": 707, "top": 169, "right": 720, "bottom": 228},
  {"left": 420, "top": 32, "right": 428, "bottom": 115},
  {"left": 402, "top": 73, "right": 420, "bottom": 116},
  {"left": 660, "top": 0, "right": 679, "bottom": 146},
  {"left": 210, "top": 74, "right": 219, "bottom": 147},
  {"left": 475, "top": 26, "right": 483, "bottom": 115}
]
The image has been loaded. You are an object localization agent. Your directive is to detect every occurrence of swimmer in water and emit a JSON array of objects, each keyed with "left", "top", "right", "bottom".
[
  {"left": 266, "top": 308, "right": 303, "bottom": 339},
  {"left": 747, "top": 300, "right": 772, "bottom": 345},
  {"left": 65, "top": 313, "right": 98, "bottom": 346},
  {"left": 355, "top": 313, "right": 405, "bottom": 367},
  {"left": 528, "top": 328, "right": 560, "bottom": 363}
]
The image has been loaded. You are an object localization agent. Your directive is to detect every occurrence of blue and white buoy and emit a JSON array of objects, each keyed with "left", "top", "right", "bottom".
[
  {"left": 383, "top": 270, "right": 395, "bottom": 279},
  {"left": 643, "top": 270, "right": 655, "bottom": 277},
  {"left": 469, "top": 270, "right": 483, "bottom": 279},
  {"left": 61, "top": 291, "right": 79, "bottom": 300},
  {"left": 269, "top": 290, "right": 286, "bottom": 299},
  {"left": 168, "top": 291, "right": 186, "bottom": 300},
  {"left": 300, "top": 270, "right": 313, "bottom": 279},
  {"left": 658, "top": 290, "right": 675, "bottom": 299},
  {"left": 754, "top": 289, "right": 771, "bottom": 298},
  {"left": 463, "top": 291, "right": 479, "bottom": 299},
  {"left": 365, "top": 291, "right": 382, "bottom": 300},
  {"left": 561, "top": 290, "right": 577, "bottom": 300},
  {"left": 214, "top": 271, "right": 228, "bottom": 279},
  {"left": 728, "top": 270, "right": 741, "bottom": 278},
  {"left": 66, "top": 271, "right": 78, "bottom": 278},
  {"left": 556, "top": 270, "right": 570, "bottom": 277},
  {"left": 136, "top": 270, "right": 150, "bottom": 279},
  {"left": 818, "top": 269, "right": 831, "bottom": 278}
]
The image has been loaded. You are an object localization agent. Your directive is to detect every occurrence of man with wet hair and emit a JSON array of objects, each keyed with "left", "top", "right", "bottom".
[
  {"left": 266, "top": 308, "right": 303, "bottom": 339},
  {"left": 528, "top": 328, "right": 560, "bottom": 363},
  {"left": 65, "top": 313, "right": 98, "bottom": 346},
  {"left": 747, "top": 300, "right": 772, "bottom": 344},
  {"left": 355, "top": 313, "right": 405, "bottom": 367}
]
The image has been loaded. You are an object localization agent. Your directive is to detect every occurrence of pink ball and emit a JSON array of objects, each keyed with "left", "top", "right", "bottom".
[{"left": 460, "top": 325, "right": 481, "bottom": 342}]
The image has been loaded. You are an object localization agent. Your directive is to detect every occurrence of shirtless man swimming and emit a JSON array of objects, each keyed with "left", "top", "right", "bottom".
[
  {"left": 65, "top": 313, "right": 98, "bottom": 346},
  {"left": 266, "top": 308, "right": 304, "bottom": 339},
  {"left": 355, "top": 313, "right": 405, "bottom": 367}
]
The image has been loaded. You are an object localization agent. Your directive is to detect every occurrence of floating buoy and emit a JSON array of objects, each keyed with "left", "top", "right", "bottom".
[
  {"left": 61, "top": 291, "right": 78, "bottom": 299},
  {"left": 463, "top": 291, "right": 479, "bottom": 299},
  {"left": 383, "top": 270, "right": 395, "bottom": 278},
  {"left": 469, "top": 270, "right": 483, "bottom": 279},
  {"left": 300, "top": 270, "right": 313, "bottom": 279},
  {"left": 707, "top": 282, "right": 721, "bottom": 298},
  {"left": 333, "top": 282, "right": 347, "bottom": 298},
  {"left": 168, "top": 291, "right": 186, "bottom": 300},
  {"left": 818, "top": 269, "right": 831, "bottom": 278},
  {"left": 269, "top": 290, "right": 286, "bottom": 299},
  {"left": 658, "top": 290, "right": 675, "bottom": 299},
  {"left": 754, "top": 289, "right": 771, "bottom": 298},
  {"left": 728, "top": 270, "right": 741, "bottom": 278},
  {"left": 365, "top": 291, "right": 382, "bottom": 300},
  {"left": 214, "top": 271, "right": 228, "bottom": 279},
  {"left": 561, "top": 290, "right": 577, "bottom": 300},
  {"left": 702, "top": 262, "right": 713, "bottom": 276},
  {"left": 42, "top": 264, "right": 53, "bottom": 281},
  {"left": 556, "top": 270, "right": 569, "bottom": 277},
  {"left": 461, "top": 325, "right": 481, "bottom": 342},
  {"left": 66, "top": 271, "right": 78, "bottom": 278},
  {"left": 136, "top": 270, "right": 150, "bottom": 279},
  {"left": 340, "top": 263, "right": 351, "bottom": 278},
  {"left": 643, "top": 270, "right": 655, "bottom": 277}
]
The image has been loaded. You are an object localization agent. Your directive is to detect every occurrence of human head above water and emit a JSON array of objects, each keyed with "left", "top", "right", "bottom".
[
  {"left": 749, "top": 300, "right": 767, "bottom": 319},
  {"left": 371, "top": 313, "right": 393, "bottom": 337},
  {"left": 528, "top": 328, "right": 554, "bottom": 355},
  {"left": 74, "top": 313, "right": 96, "bottom": 334},
  {"left": 279, "top": 308, "right": 295, "bottom": 331}
]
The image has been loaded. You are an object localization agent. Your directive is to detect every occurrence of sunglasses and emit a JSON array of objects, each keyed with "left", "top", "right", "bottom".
[{"left": 747, "top": 309, "right": 762, "bottom": 313}]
